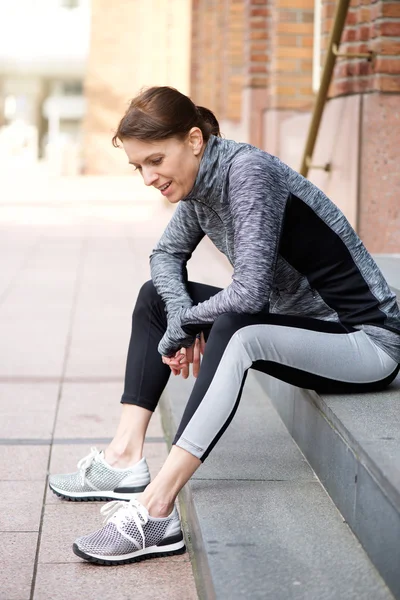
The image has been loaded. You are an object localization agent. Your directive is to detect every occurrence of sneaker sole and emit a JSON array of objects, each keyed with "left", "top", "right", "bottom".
[
  {"left": 72, "top": 539, "right": 186, "bottom": 565},
  {"left": 49, "top": 483, "right": 148, "bottom": 502}
]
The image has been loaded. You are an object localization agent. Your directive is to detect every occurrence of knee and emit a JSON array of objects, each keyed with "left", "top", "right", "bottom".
[
  {"left": 211, "top": 313, "right": 243, "bottom": 340},
  {"left": 134, "top": 280, "right": 159, "bottom": 313}
]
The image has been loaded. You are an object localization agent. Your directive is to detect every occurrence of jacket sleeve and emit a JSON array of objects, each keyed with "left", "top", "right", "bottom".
[
  {"left": 158, "top": 152, "right": 289, "bottom": 355},
  {"left": 150, "top": 200, "right": 205, "bottom": 320}
]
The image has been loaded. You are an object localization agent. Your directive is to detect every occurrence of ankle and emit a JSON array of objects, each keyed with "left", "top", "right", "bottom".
[
  {"left": 104, "top": 445, "right": 143, "bottom": 469},
  {"left": 139, "top": 488, "right": 175, "bottom": 518}
]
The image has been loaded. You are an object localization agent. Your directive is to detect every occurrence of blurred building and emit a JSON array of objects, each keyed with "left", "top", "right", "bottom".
[
  {"left": 83, "top": 0, "right": 192, "bottom": 175},
  {"left": 0, "top": 0, "right": 90, "bottom": 174},
  {"left": 189, "top": 0, "right": 400, "bottom": 253},
  {"left": 84, "top": 1, "right": 398, "bottom": 252}
]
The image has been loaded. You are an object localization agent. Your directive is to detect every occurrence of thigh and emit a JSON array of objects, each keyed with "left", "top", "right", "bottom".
[{"left": 233, "top": 313, "right": 399, "bottom": 392}]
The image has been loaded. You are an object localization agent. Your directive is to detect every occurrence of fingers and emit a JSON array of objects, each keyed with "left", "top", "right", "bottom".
[
  {"left": 200, "top": 332, "right": 206, "bottom": 355},
  {"left": 193, "top": 336, "right": 201, "bottom": 378}
]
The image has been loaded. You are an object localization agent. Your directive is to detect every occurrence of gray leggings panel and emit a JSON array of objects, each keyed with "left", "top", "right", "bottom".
[{"left": 174, "top": 317, "right": 398, "bottom": 460}]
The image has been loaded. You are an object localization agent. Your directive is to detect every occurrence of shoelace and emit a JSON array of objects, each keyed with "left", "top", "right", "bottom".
[
  {"left": 77, "top": 447, "right": 100, "bottom": 485},
  {"left": 100, "top": 499, "right": 149, "bottom": 549}
]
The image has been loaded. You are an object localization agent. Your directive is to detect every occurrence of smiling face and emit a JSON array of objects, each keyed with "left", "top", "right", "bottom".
[{"left": 122, "top": 128, "right": 205, "bottom": 203}]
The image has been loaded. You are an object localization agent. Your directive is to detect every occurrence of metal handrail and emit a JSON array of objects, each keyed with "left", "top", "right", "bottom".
[{"left": 299, "top": 0, "right": 351, "bottom": 177}]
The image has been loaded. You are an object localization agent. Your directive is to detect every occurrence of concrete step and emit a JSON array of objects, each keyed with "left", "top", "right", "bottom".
[
  {"left": 253, "top": 366, "right": 400, "bottom": 600},
  {"left": 160, "top": 373, "right": 394, "bottom": 600}
]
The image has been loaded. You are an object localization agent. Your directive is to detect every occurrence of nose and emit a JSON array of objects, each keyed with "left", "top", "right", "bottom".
[{"left": 142, "top": 167, "right": 158, "bottom": 187}]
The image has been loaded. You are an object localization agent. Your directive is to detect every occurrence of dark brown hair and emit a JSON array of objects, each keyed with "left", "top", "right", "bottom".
[{"left": 112, "top": 86, "right": 221, "bottom": 147}]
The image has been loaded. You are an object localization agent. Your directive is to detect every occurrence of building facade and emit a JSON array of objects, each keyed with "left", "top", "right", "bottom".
[
  {"left": 84, "top": 0, "right": 399, "bottom": 253},
  {"left": 0, "top": 0, "right": 90, "bottom": 174}
]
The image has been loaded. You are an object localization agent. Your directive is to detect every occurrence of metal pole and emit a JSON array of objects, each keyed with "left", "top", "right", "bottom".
[{"left": 299, "top": 0, "right": 351, "bottom": 177}]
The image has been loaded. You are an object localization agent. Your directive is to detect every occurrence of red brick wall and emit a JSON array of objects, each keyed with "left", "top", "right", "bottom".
[
  {"left": 268, "top": 0, "right": 315, "bottom": 110},
  {"left": 324, "top": 0, "right": 400, "bottom": 97},
  {"left": 191, "top": 0, "right": 245, "bottom": 121},
  {"left": 245, "top": 0, "right": 270, "bottom": 89}
]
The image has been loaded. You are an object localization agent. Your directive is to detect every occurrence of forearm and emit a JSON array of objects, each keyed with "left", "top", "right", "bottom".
[{"left": 150, "top": 251, "right": 193, "bottom": 319}]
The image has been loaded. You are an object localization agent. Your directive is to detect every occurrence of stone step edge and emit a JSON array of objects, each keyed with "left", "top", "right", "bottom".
[{"left": 159, "top": 394, "right": 216, "bottom": 600}]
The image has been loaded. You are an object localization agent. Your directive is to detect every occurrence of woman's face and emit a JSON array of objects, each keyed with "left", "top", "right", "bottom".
[{"left": 122, "top": 128, "right": 205, "bottom": 204}]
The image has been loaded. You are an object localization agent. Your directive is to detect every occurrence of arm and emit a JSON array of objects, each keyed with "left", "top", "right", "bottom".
[
  {"left": 150, "top": 200, "right": 205, "bottom": 320},
  {"left": 158, "top": 152, "right": 289, "bottom": 355}
]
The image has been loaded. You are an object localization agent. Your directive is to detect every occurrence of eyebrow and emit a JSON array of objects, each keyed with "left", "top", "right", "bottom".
[{"left": 128, "top": 153, "right": 163, "bottom": 166}]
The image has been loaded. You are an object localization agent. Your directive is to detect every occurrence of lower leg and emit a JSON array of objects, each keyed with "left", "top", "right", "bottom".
[
  {"left": 104, "top": 404, "right": 153, "bottom": 468},
  {"left": 138, "top": 446, "right": 201, "bottom": 517}
]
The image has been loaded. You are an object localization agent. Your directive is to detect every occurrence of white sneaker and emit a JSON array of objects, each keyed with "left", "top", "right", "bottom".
[
  {"left": 49, "top": 447, "right": 151, "bottom": 501},
  {"left": 73, "top": 499, "right": 185, "bottom": 565}
]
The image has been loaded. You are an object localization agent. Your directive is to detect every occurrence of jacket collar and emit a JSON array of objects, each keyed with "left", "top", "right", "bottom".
[{"left": 185, "top": 135, "right": 239, "bottom": 204}]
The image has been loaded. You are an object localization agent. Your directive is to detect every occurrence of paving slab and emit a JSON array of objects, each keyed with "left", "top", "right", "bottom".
[
  {"left": 0, "top": 317, "right": 70, "bottom": 378},
  {"left": 0, "top": 384, "right": 58, "bottom": 439},
  {"left": 0, "top": 445, "right": 50, "bottom": 481},
  {"left": 0, "top": 532, "right": 37, "bottom": 600},
  {"left": 53, "top": 383, "right": 164, "bottom": 439},
  {"left": 0, "top": 481, "right": 44, "bottom": 532},
  {"left": 33, "top": 558, "right": 197, "bottom": 600},
  {"left": 38, "top": 502, "right": 105, "bottom": 564}
]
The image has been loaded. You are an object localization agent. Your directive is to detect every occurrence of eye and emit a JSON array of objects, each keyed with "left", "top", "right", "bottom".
[
  {"left": 151, "top": 157, "right": 163, "bottom": 166},
  {"left": 132, "top": 165, "right": 141, "bottom": 171}
]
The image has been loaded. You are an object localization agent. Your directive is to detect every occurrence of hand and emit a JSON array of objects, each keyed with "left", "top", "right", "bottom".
[{"left": 162, "top": 333, "right": 206, "bottom": 379}]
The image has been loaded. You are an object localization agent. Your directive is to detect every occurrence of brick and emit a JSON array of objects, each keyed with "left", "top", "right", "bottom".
[
  {"left": 273, "top": 58, "right": 300, "bottom": 72},
  {"left": 370, "top": 3, "right": 381, "bottom": 20},
  {"left": 276, "top": 85, "right": 297, "bottom": 95},
  {"left": 276, "top": 22, "right": 313, "bottom": 34},
  {"left": 342, "top": 27, "right": 358, "bottom": 42},
  {"left": 277, "top": 0, "right": 313, "bottom": 8},
  {"left": 249, "top": 64, "right": 268, "bottom": 73},
  {"left": 358, "top": 7, "right": 371, "bottom": 23},
  {"left": 346, "top": 11, "right": 358, "bottom": 26},
  {"left": 301, "top": 36, "right": 314, "bottom": 48},
  {"left": 382, "top": 3, "right": 400, "bottom": 18},
  {"left": 250, "top": 53, "right": 268, "bottom": 62},
  {"left": 251, "top": 21, "right": 268, "bottom": 32},
  {"left": 300, "top": 11, "right": 314, "bottom": 23},
  {"left": 250, "top": 30, "right": 268, "bottom": 40},
  {"left": 248, "top": 76, "right": 268, "bottom": 87},
  {"left": 277, "top": 10, "right": 300, "bottom": 23},
  {"left": 276, "top": 73, "right": 313, "bottom": 85},
  {"left": 378, "top": 20, "right": 400, "bottom": 37},
  {"left": 250, "top": 42, "right": 268, "bottom": 51},
  {"left": 374, "top": 73, "right": 400, "bottom": 92},
  {"left": 250, "top": 8, "right": 269, "bottom": 17},
  {"left": 300, "top": 59, "right": 313, "bottom": 70},
  {"left": 370, "top": 38, "right": 400, "bottom": 55},
  {"left": 272, "top": 96, "right": 313, "bottom": 110},
  {"left": 276, "top": 46, "right": 313, "bottom": 58},
  {"left": 356, "top": 24, "right": 371, "bottom": 41},
  {"left": 375, "top": 57, "right": 400, "bottom": 75}
]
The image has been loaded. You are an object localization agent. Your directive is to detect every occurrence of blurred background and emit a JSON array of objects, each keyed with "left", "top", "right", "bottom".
[{"left": 0, "top": 0, "right": 398, "bottom": 251}]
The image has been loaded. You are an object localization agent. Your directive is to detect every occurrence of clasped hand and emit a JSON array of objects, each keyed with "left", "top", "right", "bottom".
[{"left": 162, "top": 332, "right": 206, "bottom": 379}]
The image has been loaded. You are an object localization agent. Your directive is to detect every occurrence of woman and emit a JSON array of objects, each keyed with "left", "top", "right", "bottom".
[{"left": 49, "top": 86, "right": 400, "bottom": 565}]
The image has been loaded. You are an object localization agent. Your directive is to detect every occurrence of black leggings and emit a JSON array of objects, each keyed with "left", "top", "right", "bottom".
[{"left": 121, "top": 281, "right": 399, "bottom": 461}]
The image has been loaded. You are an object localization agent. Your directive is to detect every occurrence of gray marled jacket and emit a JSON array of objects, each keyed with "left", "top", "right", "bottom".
[{"left": 150, "top": 135, "right": 400, "bottom": 361}]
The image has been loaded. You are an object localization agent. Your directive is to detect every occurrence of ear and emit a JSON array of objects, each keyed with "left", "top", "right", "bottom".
[{"left": 188, "top": 127, "right": 204, "bottom": 156}]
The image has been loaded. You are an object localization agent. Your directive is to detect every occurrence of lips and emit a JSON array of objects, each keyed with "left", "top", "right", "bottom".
[{"left": 159, "top": 181, "right": 172, "bottom": 192}]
